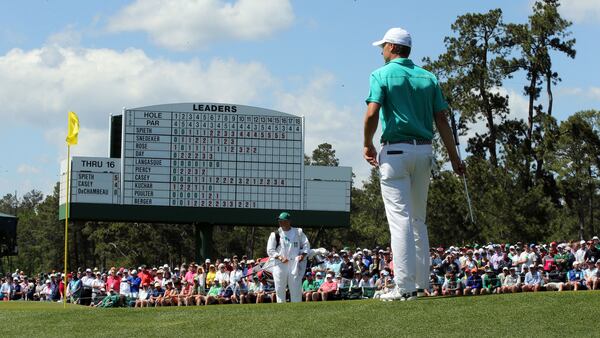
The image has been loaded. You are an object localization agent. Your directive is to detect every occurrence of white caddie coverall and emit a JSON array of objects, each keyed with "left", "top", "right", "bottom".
[{"left": 267, "top": 227, "right": 310, "bottom": 303}]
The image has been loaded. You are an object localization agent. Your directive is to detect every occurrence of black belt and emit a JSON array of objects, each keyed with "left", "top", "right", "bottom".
[{"left": 381, "top": 139, "right": 432, "bottom": 145}]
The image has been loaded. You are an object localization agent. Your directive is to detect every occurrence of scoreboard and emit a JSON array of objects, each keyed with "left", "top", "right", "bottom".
[
  {"left": 122, "top": 103, "right": 304, "bottom": 210},
  {"left": 60, "top": 157, "right": 121, "bottom": 205},
  {"left": 59, "top": 103, "right": 351, "bottom": 227}
]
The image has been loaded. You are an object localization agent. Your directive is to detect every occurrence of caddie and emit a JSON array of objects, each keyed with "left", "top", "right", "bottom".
[{"left": 267, "top": 212, "right": 310, "bottom": 303}]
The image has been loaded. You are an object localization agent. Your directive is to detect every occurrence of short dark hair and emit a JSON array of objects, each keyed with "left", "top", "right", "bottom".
[{"left": 391, "top": 44, "right": 411, "bottom": 57}]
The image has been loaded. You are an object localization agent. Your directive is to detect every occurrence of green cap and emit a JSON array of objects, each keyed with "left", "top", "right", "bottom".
[{"left": 278, "top": 212, "right": 291, "bottom": 220}]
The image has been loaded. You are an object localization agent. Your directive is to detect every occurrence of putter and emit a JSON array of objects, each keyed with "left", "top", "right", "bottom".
[{"left": 449, "top": 111, "right": 475, "bottom": 223}]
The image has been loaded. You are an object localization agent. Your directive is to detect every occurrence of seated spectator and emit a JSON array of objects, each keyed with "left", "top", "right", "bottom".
[
  {"left": 481, "top": 268, "right": 501, "bottom": 294},
  {"left": 425, "top": 272, "right": 442, "bottom": 297},
  {"left": 302, "top": 272, "right": 317, "bottom": 302},
  {"left": 522, "top": 264, "right": 542, "bottom": 292},
  {"left": 349, "top": 272, "right": 361, "bottom": 288},
  {"left": 501, "top": 267, "right": 521, "bottom": 293},
  {"left": 134, "top": 283, "right": 151, "bottom": 308},
  {"left": 442, "top": 271, "right": 462, "bottom": 296},
  {"left": 178, "top": 280, "right": 191, "bottom": 306},
  {"left": 204, "top": 281, "right": 222, "bottom": 305},
  {"left": 256, "top": 278, "right": 275, "bottom": 304},
  {"left": 313, "top": 272, "right": 338, "bottom": 301},
  {"left": 567, "top": 261, "right": 586, "bottom": 291},
  {"left": 358, "top": 272, "right": 373, "bottom": 288},
  {"left": 583, "top": 261, "right": 597, "bottom": 290},
  {"left": 33, "top": 278, "right": 44, "bottom": 301},
  {"left": 544, "top": 264, "right": 567, "bottom": 292},
  {"left": 231, "top": 279, "right": 247, "bottom": 304},
  {"left": 463, "top": 268, "right": 482, "bottom": 296},
  {"left": 148, "top": 282, "right": 164, "bottom": 307},
  {"left": 243, "top": 276, "right": 259, "bottom": 304},
  {"left": 216, "top": 280, "right": 234, "bottom": 304}
]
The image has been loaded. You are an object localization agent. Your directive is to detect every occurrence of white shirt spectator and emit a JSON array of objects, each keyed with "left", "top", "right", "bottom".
[
  {"left": 576, "top": 248, "right": 587, "bottom": 264},
  {"left": 215, "top": 268, "right": 230, "bottom": 284},
  {"left": 229, "top": 269, "right": 242, "bottom": 284},
  {"left": 120, "top": 278, "right": 131, "bottom": 297}
]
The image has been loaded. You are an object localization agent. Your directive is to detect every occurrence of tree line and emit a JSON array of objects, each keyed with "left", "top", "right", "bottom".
[{"left": 1, "top": 0, "right": 598, "bottom": 274}]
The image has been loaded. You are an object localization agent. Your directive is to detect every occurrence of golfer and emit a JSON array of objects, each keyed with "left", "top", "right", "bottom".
[
  {"left": 267, "top": 212, "right": 310, "bottom": 303},
  {"left": 363, "top": 27, "right": 464, "bottom": 301}
]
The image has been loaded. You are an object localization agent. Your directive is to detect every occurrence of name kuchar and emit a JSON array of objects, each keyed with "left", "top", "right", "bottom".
[{"left": 193, "top": 104, "right": 237, "bottom": 113}]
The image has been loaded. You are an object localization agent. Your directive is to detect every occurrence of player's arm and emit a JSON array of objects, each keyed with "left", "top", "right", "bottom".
[
  {"left": 434, "top": 109, "right": 465, "bottom": 176},
  {"left": 363, "top": 102, "right": 380, "bottom": 167}
]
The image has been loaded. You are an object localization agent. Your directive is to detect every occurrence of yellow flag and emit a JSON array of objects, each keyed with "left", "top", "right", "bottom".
[{"left": 66, "top": 111, "right": 79, "bottom": 145}]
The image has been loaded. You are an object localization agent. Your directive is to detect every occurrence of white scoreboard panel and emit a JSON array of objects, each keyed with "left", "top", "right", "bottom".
[
  {"left": 122, "top": 103, "right": 304, "bottom": 210},
  {"left": 60, "top": 157, "right": 121, "bottom": 205}
]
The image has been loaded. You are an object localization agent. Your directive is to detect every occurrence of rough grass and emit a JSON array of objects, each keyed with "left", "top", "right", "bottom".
[{"left": 1, "top": 291, "right": 600, "bottom": 337}]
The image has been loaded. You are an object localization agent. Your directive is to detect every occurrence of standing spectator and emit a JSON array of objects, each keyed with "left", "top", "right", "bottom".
[
  {"left": 229, "top": 264, "right": 243, "bottom": 284},
  {"left": 119, "top": 272, "right": 131, "bottom": 299},
  {"left": 584, "top": 241, "right": 600, "bottom": 264},
  {"left": 67, "top": 273, "right": 82, "bottom": 304},
  {"left": 1, "top": 277, "right": 11, "bottom": 301},
  {"left": 215, "top": 264, "right": 229, "bottom": 285},
  {"left": 340, "top": 254, "right": 354, "bottom": 280},
  {"left": 91, "top": 272, "right": 105, "bottom": 305},
  {"left": 129, "top": 270, "right": 141, "bottom": 299},
  {"left": 575, "top": 241, "right": 587, "bottom": 264},
  {"left": 205, "top": 265, "right": 216, "bottom": 287}
]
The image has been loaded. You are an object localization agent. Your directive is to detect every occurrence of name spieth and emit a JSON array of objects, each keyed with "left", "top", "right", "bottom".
[{"left": 192, "top": 104, "right": 237, "bottom": 113}]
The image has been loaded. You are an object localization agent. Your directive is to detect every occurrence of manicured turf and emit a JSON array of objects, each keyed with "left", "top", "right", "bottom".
[{"left": 1, "top": 291, "right": 599, "bottom": 337}]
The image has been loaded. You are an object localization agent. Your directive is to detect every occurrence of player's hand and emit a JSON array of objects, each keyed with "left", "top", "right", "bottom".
[
  {"left": 279, "top": 256, "right": 289, "bottom": 263},
  {"left": 363, "top": 144, "right": 378, "bottom": 167},
  {"left": 296, "top": 254, "right": 306, "bottom": 262}
]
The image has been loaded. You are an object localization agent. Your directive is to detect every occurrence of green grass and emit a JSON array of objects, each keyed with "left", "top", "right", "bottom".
[{"left": 1, "top": 292, "right": 600, "bottom": 337}]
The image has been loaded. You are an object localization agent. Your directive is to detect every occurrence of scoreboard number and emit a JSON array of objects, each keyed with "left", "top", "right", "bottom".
[{"left": 122, "top": 103, "right": 304, "bottom": 210}]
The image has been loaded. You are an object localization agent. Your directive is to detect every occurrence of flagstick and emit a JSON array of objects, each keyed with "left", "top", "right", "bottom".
[{"left": 63, "top": 145, "right": 70, "bottom": 308}]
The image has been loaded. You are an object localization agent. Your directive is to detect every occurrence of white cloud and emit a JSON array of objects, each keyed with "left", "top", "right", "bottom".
[
  {"left": 0, "top": 46, "right": 275, "bottom": 129},
  {"left": 589, "top": 87, "right": 600, "bottom": 99},
  {"left": 274, "top": 73, "right": 371, "bottom": 185},
  {"left": 17, "top": 164, "right": 40, "bottom": 174},
  {"left": 107, "top": 0, "right": 294, "bottom": 50},
  {"left": 559, "top": 0, "right": 600, "bottom": 24}
]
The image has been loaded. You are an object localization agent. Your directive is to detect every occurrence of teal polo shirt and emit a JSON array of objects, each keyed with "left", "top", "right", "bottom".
[{"left": 366, "top": 58, "right": 448, "bottom": 143}]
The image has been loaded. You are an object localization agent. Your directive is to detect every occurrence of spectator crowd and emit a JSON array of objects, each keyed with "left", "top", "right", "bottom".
[{"left": 1, "top": 236, "right": 599, "bottom": 307}]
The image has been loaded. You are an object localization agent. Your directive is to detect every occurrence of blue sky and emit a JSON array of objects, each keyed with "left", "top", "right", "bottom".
[{"left": 1, "top": 0, "right": 599, "bottom": 197}]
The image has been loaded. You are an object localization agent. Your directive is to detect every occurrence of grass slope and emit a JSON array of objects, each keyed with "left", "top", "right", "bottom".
[{"left": 1, "top": 292, "right": 600, "bottom": 337}]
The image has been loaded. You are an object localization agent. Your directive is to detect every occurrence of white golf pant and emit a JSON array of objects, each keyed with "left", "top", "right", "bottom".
[
  {"left": 273, "top": 259, "right": 306, "bottom": 303},
  {"left": 379, "top": 143, "right": 432, "bottom": 292}
]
